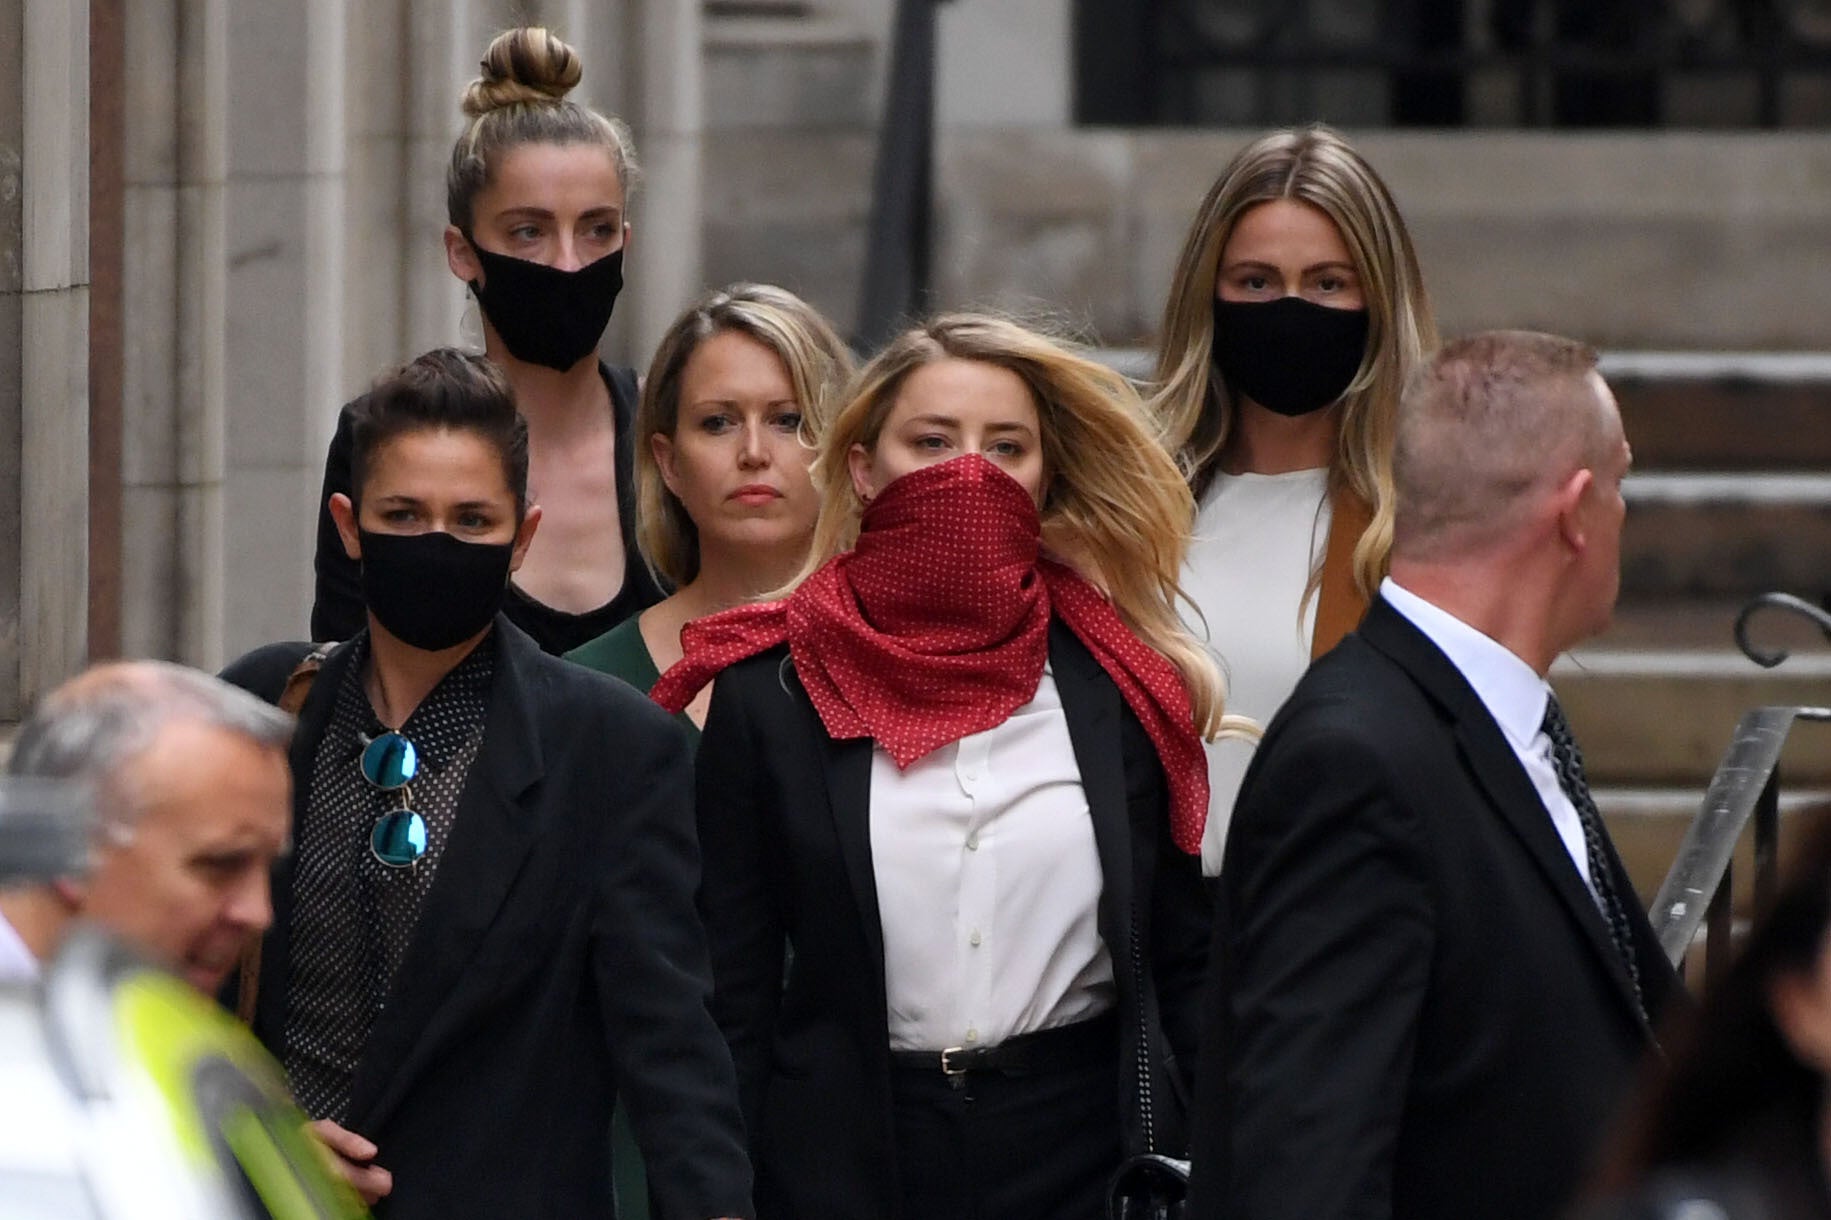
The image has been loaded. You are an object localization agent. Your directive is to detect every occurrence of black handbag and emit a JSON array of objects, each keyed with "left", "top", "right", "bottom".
[{"left": 1107, "top": 1152, "right": 1190, "bottom": 1220}]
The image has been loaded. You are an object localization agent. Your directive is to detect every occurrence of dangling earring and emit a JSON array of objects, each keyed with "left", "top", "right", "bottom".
[{"left": 459, "top": 290, "right": 486, "bottom": 354}]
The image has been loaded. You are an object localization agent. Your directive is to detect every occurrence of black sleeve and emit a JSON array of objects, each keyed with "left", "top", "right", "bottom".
[
  {"left": 1195, "top": 714, "right": 1433, "bottom": 1220},
  {"left": 593, "top": 704, "right": 755, "bottom": 1220},
  {"left": 693, "top": 669, "right": 786, "bottom": 1142},
  {"left": 310, "top": 402, "right": 364, "bottom": 642}
]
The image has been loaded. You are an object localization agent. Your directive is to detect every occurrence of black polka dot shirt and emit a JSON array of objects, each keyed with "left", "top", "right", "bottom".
[{"left": 282, "top": 633, "right": 493, "bottom": 1122}]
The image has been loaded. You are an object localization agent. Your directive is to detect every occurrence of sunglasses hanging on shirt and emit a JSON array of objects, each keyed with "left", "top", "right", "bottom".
[{"left": 358, "top": 731, "right": 428, "bottom": 869}]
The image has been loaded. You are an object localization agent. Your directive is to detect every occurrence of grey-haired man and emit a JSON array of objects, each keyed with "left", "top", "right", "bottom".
[{"left": 0, "top": 661, "right": 292, "bottom": 990}]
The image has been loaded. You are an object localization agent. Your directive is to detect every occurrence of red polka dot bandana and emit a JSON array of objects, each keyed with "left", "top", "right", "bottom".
[{"left": 651, "top": 453, "right": 1211, "bottom": 853}]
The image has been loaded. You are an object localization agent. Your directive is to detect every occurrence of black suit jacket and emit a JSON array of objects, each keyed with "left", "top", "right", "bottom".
[
  {"left": 223, "top": 619, "right": 752, "bottom": 1220},
  {"left": 1187, "top": 597, "right": 1685, "bottom": 1220},
  {"left": 694, "top": 622, "right": 1211, "bottom": 1220}
]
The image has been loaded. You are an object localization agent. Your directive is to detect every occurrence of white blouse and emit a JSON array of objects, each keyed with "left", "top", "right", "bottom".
[
  {"left": 869, "top": 667, "right": 1115, "bottom": 1052},
  {"left": 1182, "top": 468, "right": 1332, "bottom": 875}
]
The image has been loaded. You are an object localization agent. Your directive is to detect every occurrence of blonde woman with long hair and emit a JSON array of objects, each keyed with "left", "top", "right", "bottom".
[
  {"left": 1151, "top": 124, "right": 1437, "bottom": 871},
  {"left": 652, "top": 313, "right": 1244, "bottom": 1220},
  {"left": 566, "top": 283, "right": 853, "bottom": 736}
]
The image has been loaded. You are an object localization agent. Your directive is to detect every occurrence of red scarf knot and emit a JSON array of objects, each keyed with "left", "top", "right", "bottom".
[{"left": 650, "top": 454, "right": 1211, "bottom": 853}]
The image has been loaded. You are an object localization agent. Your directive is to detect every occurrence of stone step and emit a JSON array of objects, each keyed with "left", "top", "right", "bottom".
[
  {"left": 1621, "top": 472, "right": 1831, "bottom": 599},
  {"left": 1608, "top": 353, "right": 1831, "bottom": 471},
  {"left": 1602, "top": 786, "right": 1831, "bottom": 917},
  {"left": 1553, "top": 643, "right": 1831, "bottom": 786},
  {"left": 705, "top": 12, "right": 878, "bottom": 132}
]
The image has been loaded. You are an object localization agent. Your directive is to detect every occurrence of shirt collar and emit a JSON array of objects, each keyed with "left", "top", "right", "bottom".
[
  {"left": 338, "top": 630, "right": 497, "bottom": 771},
  {"left": 0, "top": 906, "right": 40, "bottom": 983},
  {"left": 1380, "top": 577, "right": 1550, "bottom": 752}
]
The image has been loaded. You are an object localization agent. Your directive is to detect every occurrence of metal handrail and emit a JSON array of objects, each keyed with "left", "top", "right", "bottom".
[
  {"left": 1735, "top": 592, "right": 1831, "bottom": 669},
  {"left": 1646, "top": 589, "right": 1831, "bottom": 980},
  {"left": 1648, "top": 706, "right": 1831, "bottom": 977}
]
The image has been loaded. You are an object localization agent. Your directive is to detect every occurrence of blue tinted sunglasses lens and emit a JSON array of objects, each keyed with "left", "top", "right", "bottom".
[
  {"left": 371, "top": 809, "right": 428, "bottom": 868},
  {"left": 360, "top": 733, "right": 418, "bottom": 789}
]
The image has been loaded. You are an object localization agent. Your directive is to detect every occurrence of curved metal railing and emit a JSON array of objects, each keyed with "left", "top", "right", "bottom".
[{"left": 1648, "top": 592, "right": 1831, "bottom": 980}]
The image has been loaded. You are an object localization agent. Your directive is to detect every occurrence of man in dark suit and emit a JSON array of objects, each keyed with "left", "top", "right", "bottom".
[
  {"left": 1187, "top": 330, "right": 1685, "bottom": 1220},
  {"left": 224, "top": 349, "right": 751, "bottom": 1219}
]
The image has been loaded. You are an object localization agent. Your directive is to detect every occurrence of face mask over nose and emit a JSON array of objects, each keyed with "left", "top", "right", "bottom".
[
  {"left": 358, "top": 528, "right": 514, "bottom": 651},
  {"left": 1210, "top": 296, "right": 1370, "bottom": 417},
  {"left": 467, "top": 241, "right": 624, "bottom": 372}
]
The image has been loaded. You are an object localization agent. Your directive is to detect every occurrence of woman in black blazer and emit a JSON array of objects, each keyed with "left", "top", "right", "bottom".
[{"left": 654, "top": 315, "right": 1250, "bottom": 1220}]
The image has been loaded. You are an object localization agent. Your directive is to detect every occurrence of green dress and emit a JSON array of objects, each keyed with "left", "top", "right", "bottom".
[
  {"left": 566, "top": 616, "right": 700, "bottom": 747},
  {"left": 563, "top": 615, "right": 698, "bottom": 1220}
]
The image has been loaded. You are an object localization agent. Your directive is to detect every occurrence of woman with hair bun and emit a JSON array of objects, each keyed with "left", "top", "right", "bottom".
[
  {"left": 567, "top": 282, "right": 853, "bottom": 737},
  {"left": 311, "top": 26, "right": 662, "bottom": 655},
  {"left": 1150, "top": 124, "right": 1437, "bottom": 871},
  {"left": 658, "top": 314, "right": 1249, "bottom": 1220}
]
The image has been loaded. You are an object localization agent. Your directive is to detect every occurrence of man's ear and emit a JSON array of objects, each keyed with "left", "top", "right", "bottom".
[
  {"left": 1553, "top": 467, "right": 1594, "bottom": 554},
  {"left": 509, "top": 505, "right": 543, "bottom": 574},
  {"left": 328, "top": 493, "right": 362, "bottom": 561},
  {"left": 50, "top": 876, "right": 87, "bottom": 910},
  {"left": 445, "top": 225, "right": 480, "bottom": 284}
]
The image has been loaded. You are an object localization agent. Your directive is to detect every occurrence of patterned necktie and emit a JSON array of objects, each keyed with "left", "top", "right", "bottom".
[{"left": 1541, "top": 696, "right": 1645, "bottom": 1022}]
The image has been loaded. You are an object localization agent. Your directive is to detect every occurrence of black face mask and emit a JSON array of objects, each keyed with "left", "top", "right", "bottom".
[
  {"left": 467, "top": 242, "right": 623, "bottom": 372},
  {"left": 1210, "top": 296, "right": 1370, "bottom": 418},
  {"left": 358, "top": 529, "right": 514, "bottom": 652}
]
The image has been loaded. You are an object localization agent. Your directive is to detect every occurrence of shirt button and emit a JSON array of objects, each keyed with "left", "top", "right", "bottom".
[
  {"left": 969, "top": 929, "right": 982, "bottom": 947},
  {"left": 964, "top": 1027, "right": 979, "bottom": 1043},
  {"left": 965, "top": 835, "right": 979, "bottom": 851}
]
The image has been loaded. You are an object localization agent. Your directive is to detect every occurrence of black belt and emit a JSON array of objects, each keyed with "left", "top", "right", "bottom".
[{"left": 889, "top": 1011, "right": 1117, "bottom": 1079}]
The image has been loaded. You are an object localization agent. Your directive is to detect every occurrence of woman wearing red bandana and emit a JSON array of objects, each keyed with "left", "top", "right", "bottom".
[{"left": 655, "top": 314, "right": 1250, "bottom": 1220}]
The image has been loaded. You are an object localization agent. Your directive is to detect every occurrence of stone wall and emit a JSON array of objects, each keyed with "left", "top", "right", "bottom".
[{"left": 0, "top": 0, "right": 91, "bottom": 719}]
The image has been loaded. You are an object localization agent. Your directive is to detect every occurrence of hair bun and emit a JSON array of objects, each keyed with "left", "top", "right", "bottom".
[{"left": 461, "top": 27, "right": 583, "bottom": 118}]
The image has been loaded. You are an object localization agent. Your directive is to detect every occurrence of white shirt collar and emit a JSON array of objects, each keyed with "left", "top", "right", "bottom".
[
  {"left": 1380, "top": 577, "right": 1550, "bottom": 753},
  {"left": 0, "top": 905, "right": 40, "bottom": 983}
]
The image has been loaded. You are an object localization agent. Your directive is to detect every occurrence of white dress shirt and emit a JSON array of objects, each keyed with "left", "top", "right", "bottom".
[
  {"left": 1381, "top": 578, "right": 1594, "bottom": 894},
  {"left": 1181, "top": 468, "right": 1332, "bottom": 874},
  {"left": 0, "top": 907, "right": 40, "bottom": 984},
  {"left": 869, "top": 666, "right": 1115, "bottom": 1052}
]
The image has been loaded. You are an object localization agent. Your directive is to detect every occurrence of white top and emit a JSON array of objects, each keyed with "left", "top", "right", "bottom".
[
  {"left": 0, "top": 907, "right": 39, "bottom": 984},
  {"left": 869, "top": 666, "right": 1115, "bottom": 1052},
  {"left": 1381, "top": 578, "right": 1594, "bottom": 893},
  {"left": 1182, "top": 468, "right": 1332, "bottom": 874}
]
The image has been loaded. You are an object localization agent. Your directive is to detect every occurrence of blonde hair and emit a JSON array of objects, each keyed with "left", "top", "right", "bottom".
[
  {"left": 446, "top": 27, "right": 640, "bottom": 232},
  {"left": 1149, "top": 124, "right": 1437, "bottom": 598},
  {"left": 636, "top": 284, "right": 854, "bottom": 588},
  {"left": 799, "top": 313, "right": 1245, "bottom": 740}
]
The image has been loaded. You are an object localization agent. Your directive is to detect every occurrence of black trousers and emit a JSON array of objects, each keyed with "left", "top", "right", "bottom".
[{"left": 890, "top": 1035, "right": 1122, "bottom": 1220}]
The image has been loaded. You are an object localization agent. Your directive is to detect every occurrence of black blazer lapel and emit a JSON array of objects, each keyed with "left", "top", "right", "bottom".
[
  {"left": 345, "top": 622, "right": 547, "bottom": 1132},
  {"left": 1359, "top": 599, "right": 1653, "bottom": 1035},
  {"left": 822, "top": 727, "right": 886, "bottom": 980},
  {"left": 1050, "top": 622, "right": 1133, "bottom": 945}
]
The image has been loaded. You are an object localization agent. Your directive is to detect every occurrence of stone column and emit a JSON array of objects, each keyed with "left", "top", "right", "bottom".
[
  {"left": 220, "top": 0, "right": 347, "bottom": 654},
  {"left": 0, "top": 0, "right": 91, "bottom": 720},
  {"left": 625, "top": 0, "right": 704, "bottom": 362},
  {"left": 121, "top": 0, "right": 227, "bottom": 667}
]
